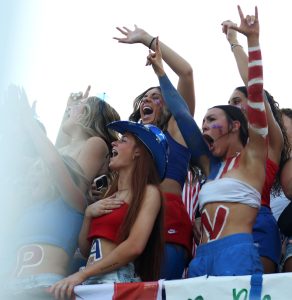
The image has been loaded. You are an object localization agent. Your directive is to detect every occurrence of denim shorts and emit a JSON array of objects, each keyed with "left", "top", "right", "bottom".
[
  {"left": 82, "top": 263, "right": 141, "bottom": 284},
  {"left": 5, "top": 273, "right": 64, "bottom": 299}
]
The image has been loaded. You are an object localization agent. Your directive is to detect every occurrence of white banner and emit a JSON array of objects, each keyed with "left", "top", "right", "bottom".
[
  {"left": 164, "top": 273, "right": 292, "bottom": 300},
  {"left": 73, "top": 273, "right": 292, "bottom": 300}
]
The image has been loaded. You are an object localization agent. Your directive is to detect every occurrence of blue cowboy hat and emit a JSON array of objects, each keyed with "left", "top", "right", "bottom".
[{"left": 107, "top": 121, "right": 168, "bottom": 181}]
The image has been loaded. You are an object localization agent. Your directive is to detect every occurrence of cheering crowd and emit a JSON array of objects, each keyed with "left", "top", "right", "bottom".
[{"left": 2, "top": 6, "right": 292, "bottom": 300}]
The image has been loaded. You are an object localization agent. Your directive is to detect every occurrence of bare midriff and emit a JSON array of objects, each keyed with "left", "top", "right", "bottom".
[
  {"left": 15, "top": 244, "right": 69, "bottom": 277},
  {"left": 200, "top": 202, "right": 258, "bottom": 244},
  {"left": 86, "top": 238, "right": 117, "bottom": 267}
]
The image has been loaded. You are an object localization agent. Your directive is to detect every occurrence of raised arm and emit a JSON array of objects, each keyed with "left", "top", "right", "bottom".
[
  {"left": 241, "top": 7, "right": 267, "bottom": 139},
  {"left": 55, "top": 86, "right": 91, "bottom": 149},
  {"left": 13, "top": 86, "right": 86, "bottom": 212},
  {"left": 222, "top": 20, "right": 248, "bottom": 85},
  {"left": 230, "top": 6, "right": 268, "bottom": 165},
  {"left": 223, "top": 19, "right": 283, "bottom": 163},
  {"left": 147, "top": 38, "right": 221, "bottom": 178},
  {"left": 114, "top": 25, "right": 195, "bottom": 114}
]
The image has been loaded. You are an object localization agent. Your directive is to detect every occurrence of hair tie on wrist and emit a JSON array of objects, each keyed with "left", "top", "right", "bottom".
[
  {"left": 231, "top": 43, "right": 243, "bottom": 51},
  {"left": 148, "top": 37, "right": 156, "bottom": 49}
]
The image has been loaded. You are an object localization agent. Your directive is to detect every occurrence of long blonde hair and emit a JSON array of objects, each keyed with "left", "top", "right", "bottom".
[{"left": 76, "top": 97, "right": 120, "bottom": 148}]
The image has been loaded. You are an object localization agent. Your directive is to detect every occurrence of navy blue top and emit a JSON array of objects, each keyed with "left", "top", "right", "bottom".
[
  {"left": 164, "top": 131, "right": 191, "bottom": 188},
  {"left": 158, "top": 75, "right": 221, "bottom": 180}
]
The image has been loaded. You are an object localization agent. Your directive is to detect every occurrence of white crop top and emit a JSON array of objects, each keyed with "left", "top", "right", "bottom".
[{"left": 199, "top": 177, "right": 261, "bottom": 212}]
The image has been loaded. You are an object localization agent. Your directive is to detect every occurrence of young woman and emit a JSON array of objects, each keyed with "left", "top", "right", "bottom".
[
  {"left": 148, "top": 6, "right": 267, "bottom": 276},
  {"left": 9, "top": 86, "right": 120, "bottom": 297},
  {"left": 222, "top": 19, "right": 291, "bottom": 273},
  {"left": 49, "top": 121, "right": 168, "bottom": 299},
  {"left": 114, "top": 24, "right": 195, "bottom": 280}
]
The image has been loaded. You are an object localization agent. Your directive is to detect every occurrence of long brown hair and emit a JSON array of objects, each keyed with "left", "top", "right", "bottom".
[
  {"left": 129, "top": 86, "right": 171, "bottom": 131},
  {"left": 106, "top": 137, "right": 164, "bottom": 281},
  {"left": 235, "top": 87, "right": 291, "bottom": 196}
]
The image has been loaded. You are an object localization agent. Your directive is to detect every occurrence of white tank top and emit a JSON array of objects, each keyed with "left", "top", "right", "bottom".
[{"left": 199, "top": 177, "right": 261, "bottom": 211}]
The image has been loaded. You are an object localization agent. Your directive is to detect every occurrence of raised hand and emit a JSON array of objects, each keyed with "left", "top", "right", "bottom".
[
  {"left": 67, "top": 85, "right": 91, "bottom": 107},
  {"left": 229, "top": 6, "right": 259, "bottom": 41},
  {"left": 113, "top": 24, "right": 146, "bottom": 44},
  {"left": 146, "top": 37, "right": 165, "bottom": 77},
  {"left": 221, "top": 20, "right": 238, "bottom": 44},
  {"left": 66, "top": 85, "right": 91, "bottom": 118}
]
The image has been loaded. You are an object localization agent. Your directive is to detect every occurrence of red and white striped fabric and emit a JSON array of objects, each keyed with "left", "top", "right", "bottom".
[
  {"left": 215, "top": 152, "right": 241, "bottom": 179},
  {"left": 74, "top": 280, "right": 163, "bottom": 300},
  {"left": 182, "top": 171, "right": 200, "bottom": 264},
  {"left": 182, "top": 171, "right": 200, "bottom": 222},
  {"left": 247, "top": 45, "right": 268, "bottom": 138}
]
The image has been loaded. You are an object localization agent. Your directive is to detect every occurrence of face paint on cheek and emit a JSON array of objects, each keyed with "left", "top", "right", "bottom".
[
  {"left": 211, "top": 124, "right": 222, "bottom": 129},
  {"left": 153, "top": 99, "right": 163, "bottom": 108},
  {"left": 211, "top": 123, "right": 224, "bottom": 134},
  {"left": 14, "top": 245, "right": 44, "bottom": 277}
]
